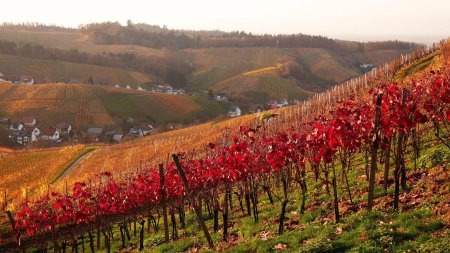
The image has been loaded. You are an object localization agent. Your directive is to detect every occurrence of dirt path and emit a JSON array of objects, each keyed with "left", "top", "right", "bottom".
[{"left": 52, "top": 149, "right": 98, "bottom": 184}]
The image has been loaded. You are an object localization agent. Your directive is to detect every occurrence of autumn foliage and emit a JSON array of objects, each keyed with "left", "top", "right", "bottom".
[{"left": 1, "top": 44, "right": 449, "bottom": 251}]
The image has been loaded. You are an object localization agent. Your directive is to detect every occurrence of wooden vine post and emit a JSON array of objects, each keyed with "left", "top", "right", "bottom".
[
  {"left": 172, "top": 154, "right": 215, "bottom": 250},
  {"left": 158, "top": 164, "right": 170, "bottom": 243},
  {"left": 368, "top": 92, "right": 383, "bottom": 211}
]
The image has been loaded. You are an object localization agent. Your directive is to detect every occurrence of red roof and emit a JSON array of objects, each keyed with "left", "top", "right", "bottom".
[
  {"left": 41, "top": 128, "right": 57, "bottom": 136},
  {"left": 22, "top": 126, "right": 36, "bottom": 134},
  {"left": 20, "top": 116, "right": 36, "bottom": 124}
]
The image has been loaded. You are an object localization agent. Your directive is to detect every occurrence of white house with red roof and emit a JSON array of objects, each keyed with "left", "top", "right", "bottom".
[
  {"left": 40, "top": 128, "right": 60, "bottom": 141},
  {"left": 23, "top": 126, "right": 40, "bottom": 141}
]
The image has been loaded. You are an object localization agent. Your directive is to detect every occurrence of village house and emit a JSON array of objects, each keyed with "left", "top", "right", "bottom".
[
  {"left": 9, "top": 122, "right": 24, "bottom": 131},
  {"left": 137, "top": 85, "right": 145, "bottom": 91},
  {"left": 139, "top": 123, "right": 155, "bottom": 135},
  {"left": 87, "top": 127, "right": 103, "bottom": 142},
  {"left": 276, "top": 99, "right": 289, "bottom": 108},
  {"left": 69, "top": 79, "right": 85, "bottom": 84},
  {"left": 163, "top": 84, "right": 173, "bottom": 91},
  {"left": 268, "top": 99, "right": 289, "bottom": 109},
  {"left": 13, "top": 132, "right": 29, "bottom": 146},
  {"left": 229, "top": 105, "right": 242, "bottom": 117},
  {"left": 172, "top": 88, "right": 186, "bottom": 95},
  {"left": 23, "top": 126, "right": 40, "bottom": 142},
  {"left": 20, "top": 117, "right": 37, "bottom": 127},
  {"left": 114, "top": 84, "right": 120, "bottom": 88},
  {"left": 167, "top": 123, "right": 183, "bottom": 130},
  {"left": 126, "top": 85, "right": 131, "bottom": 89},
  {"left": 105, "top": 130, "right": 117, "bottom": 138},
  {"left": 0, "top": 115, "right": 8, "bottom": 124},
  {"left": 19, "top": 76, "right": 35, "bottom": 85},
  {"left": 129, "top": 127, "right": 144, "bottom": 137},
  {"left": 0, "top": 72, "right": 4, "bottom": 82},
  {"left": 360, "top": 63, "right": 376, "bottom": 71},
  {"left": 129, "top": 123, "right": 155, "bottom": 137},
  {"left": 152, "top": 85, "right": 165, "bottom": 93},
  {"left": 112, "top": 134, "right": 123, "bottom": 142},
  {"left": 214, "top": 93, "right": 229, "bottom": 102},
  {"left": 40, "top": 128, "right": 60, "bottom": 141},
  {"left": 56, "top": 122, "right": 72, "bottom": 135}
]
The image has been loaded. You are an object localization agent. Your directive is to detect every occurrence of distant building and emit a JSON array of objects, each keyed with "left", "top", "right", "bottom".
[
  {"left": 167, "top": 123, "right": 183, "bottom": 130},
  {"left": 140, "top": 123, "right": 154, "bottom": 135},
  {"left": 276, "top": 99, "right": 289, "bottom": 108},
  {"left": 69, "top": 79, "right": 85, "bottom": 84},
  {"left": 137, "top": 85, "right": 144, "bottom": 91},
  {"left": 23, "top": 126, "right": 40, "bottom": 142},
  {"left": 87, "top": 128, "right": 103, "bottom": 135},
  {"left": 229, "top": 106, "right": 242, "bottom": 117},
  {"left": 126, "top": 85, "right": 131, "bottom": 89},
  {"left": 56, "top": 122, "right": 72, "bottom": 135},
  {"left": 0, "top": 72, "right": 4, "bottom": 82},
  {"left": 20, "top": 117, "right": 37, "bottom": 127},
  {"left": 214, "top": 93, "right": 229, "bottom": 102},
  {"left": 114, "top": 84, "right": 120, "bottom": 88},
  {"left": 9, "top": 132, "right": 29, "bottom": 146},
  {"left": 268, "top": 99, "right": 289, "bottom": 109},
  {"left": 9, "top": 122, "right": 24, "bottom": 131},
  {"left": 87, "top": 127, "right": 104, "bottom": 142},
  {"left": 360, "top": 64, "right": 376, "bottom": 71},
  {"left": 129, "top": 127, "right": 143, "bottom": 137},
  {"left": 0, "top": 116, "right": 8, "bottom": 124},
  {"left": 40, "top": 128, "right": 60, "bottom": 141},
  {"left": 112, "top": 134, "right": 123, "bottom": 142},
  {"left": 19, "top": 76, "right": 35, "bottom": 85}
]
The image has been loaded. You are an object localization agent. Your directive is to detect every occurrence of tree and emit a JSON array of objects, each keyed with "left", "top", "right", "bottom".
[
  {"left": 208, "top": 89, "right": 214, "bottom": 100},
  {"left": 87, "top": 76, "right": 94, "bottom": 85}
]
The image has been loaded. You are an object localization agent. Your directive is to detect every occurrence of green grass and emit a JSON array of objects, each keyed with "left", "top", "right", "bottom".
[{"left": 396, "top": 52, "right": 438, "bottom": 79}]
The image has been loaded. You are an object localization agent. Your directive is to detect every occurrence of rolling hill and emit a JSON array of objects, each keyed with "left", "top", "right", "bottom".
[
  {"left": 0, "top": 54, "right": 152, "bottom": 84},
  {"left": 0, "top": 43, "right": 438, "bottom": 206},
  {"left": 0, "top": 82, "right": 228, "bottom": 128},
  {"left": 0, "top": 40, "right": 448, "bottom": 253},
  {"left": 0, "top": 28, "right": 415, "bottom": 107}
]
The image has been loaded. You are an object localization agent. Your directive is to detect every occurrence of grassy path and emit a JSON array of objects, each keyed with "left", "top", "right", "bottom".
[{"left": 50, "top": 147, "right": 97, "bottom": 184}]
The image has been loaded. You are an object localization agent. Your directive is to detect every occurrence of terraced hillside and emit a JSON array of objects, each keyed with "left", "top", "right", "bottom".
[
  {"left": 0, "top": 29, "right": 413, "bottom": 106},
  {"left": 0, "top": 82, "right": 227, "bottom": 128},
  {"left": 0, "top": 54, "right": 152, "bottom": 84}
]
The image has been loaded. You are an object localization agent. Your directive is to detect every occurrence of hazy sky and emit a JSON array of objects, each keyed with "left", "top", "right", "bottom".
[{"left": 1, "top": 0, "right": 449, "bottom": 43}]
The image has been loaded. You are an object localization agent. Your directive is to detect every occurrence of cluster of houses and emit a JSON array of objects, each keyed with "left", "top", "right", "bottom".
[
  {"left": 113, "top": 84, "right": 186, "bottom": 95},
  {"left": 87, "top": 123, "right": 156, "bottom": 143},
  {"left": 151, "top": 84, "right": 185, "bottom": 95},
  {"left": 0, "top": 75, "right": 36, "bottom": 85},
  {"left": 268, "top": 99, "right": 290, "bottom": 109},
  {"left": 360, "top": 63, "right": 376, "bottom": 72},
  {"left": 0, "top": 71, "right": 88, "bottom": 85},
  {"left": 213, "top": 93, "right": 229, "bottom": 102},
  {"left": 1, "top": 114, "right": 158, "bottom": 146},
  {"left": 211, "top": 92, "right": 242, "bottom": 117},
  {"left": 5, "top": 117, "right": 72, "bottom": 146}
]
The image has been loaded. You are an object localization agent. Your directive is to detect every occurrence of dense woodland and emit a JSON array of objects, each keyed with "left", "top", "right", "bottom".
[{"left": 80, "top": 22, "right": 422, "bottom": 51}]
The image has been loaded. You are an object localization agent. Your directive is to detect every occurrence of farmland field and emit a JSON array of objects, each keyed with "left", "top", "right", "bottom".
[
  {"left": 0, "top": 30, "right": 412, "bottom": 103},
  {"left": 0, "top": 145, "right": 87, "bottom": 203},
  {"left": 0, "top": 54, "right": 152, "bottom": 84},
  {"left": 0, "top": 82, "right": 228, "bottom": 128}
]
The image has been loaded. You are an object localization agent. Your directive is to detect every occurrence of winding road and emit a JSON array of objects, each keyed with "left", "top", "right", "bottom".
[{"left": 52, "top": 149, "right": 98, "bottom": 184}]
